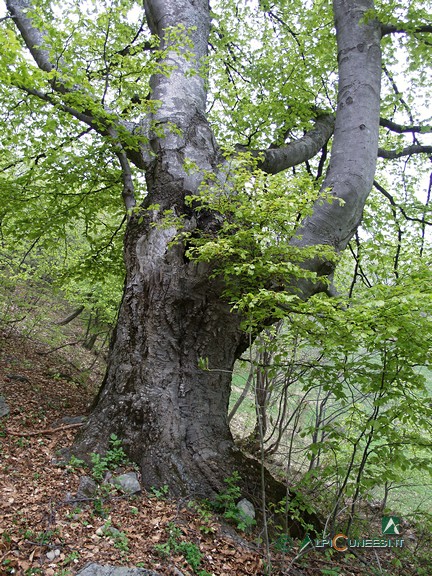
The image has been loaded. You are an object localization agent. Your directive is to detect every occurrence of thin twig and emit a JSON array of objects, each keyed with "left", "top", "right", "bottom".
[
  {"left": 36, "top": 340, "right": 83, "bottom": 355},
  {"left": 6, "top": 422, "right": 83, "bottom": 437}
]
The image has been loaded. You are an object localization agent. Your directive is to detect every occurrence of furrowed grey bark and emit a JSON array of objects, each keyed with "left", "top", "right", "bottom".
[
  {"left": 71, "top": 0, "right": 253, "bottom": 499},
  {"left": 290, "top": 0, "right": 382, "bottom": 294}
]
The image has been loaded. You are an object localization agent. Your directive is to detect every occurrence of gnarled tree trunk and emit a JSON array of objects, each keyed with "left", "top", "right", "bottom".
[
  {"left": 74, "top": 210, "right": 250, "bottom": 496},
  {"left": 71, "top": 0, "right": 252, "bottom": 496}
]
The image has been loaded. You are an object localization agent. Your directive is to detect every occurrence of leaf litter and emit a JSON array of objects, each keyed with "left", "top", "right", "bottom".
[{"left": 0, "top": 331, "right": 265, "bottom": 575}]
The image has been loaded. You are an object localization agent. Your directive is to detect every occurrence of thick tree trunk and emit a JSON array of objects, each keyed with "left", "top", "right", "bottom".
[
  {"left": 73, "top": 213, "right": 250, "bottom": 497},
  {"left": 72, "top": 227, "right": 321, "bottom": 538},
  {"left": 72, "top": 0, "right": 381, "bottom": 509},
  {"left": 72, "top": 213, "right": 319, "bottom": 539},
  {"left": 292, "top": 0, "right": 382, "bottom": 266},
  {"left": 72, "top": 0, "right": 273, "bottom": 502},
  {"left": 3, "top": 0, "right": 393, "bottom": 533}
]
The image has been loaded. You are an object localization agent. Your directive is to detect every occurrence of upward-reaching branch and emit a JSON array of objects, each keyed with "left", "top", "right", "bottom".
[
  {"left": 290, "top": 0, "right": 382, "bottom": 295},
  {"left": 142, "top": 0, "right": 220, "bottom": 209},
  {"left": 143, "top": 0, "right": 211, "bottom": 131},
  {"left": 6, "top": 0, "right": 53, "bottom": 73},
  {"left": 6, "top": 0, "right": 153, "bottom": 172}
]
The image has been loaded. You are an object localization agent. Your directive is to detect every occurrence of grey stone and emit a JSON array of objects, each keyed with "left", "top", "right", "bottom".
[
  {"left": 110, "top": 472, "right": 141, "bottom": 494},
  {"left": 46, "top": 549, "right": 60, "bottom": 561},
  {"left": 76, "top": 475, "right": 99, "bottom": 499},
  {"left": 51, "top": 447, "right": 72, "bottom": 466},
  {"left": 96, "top": 525, "right": 121, "bottom": 538},
  {"left": 237, "top": 498, "right": 255, "bottom": 520},
  {"left": 0, "top": 395, "right": 9, "bottom": 418},
  {"left": 76, "top": 563, "right": 162, "bottom": 576}
]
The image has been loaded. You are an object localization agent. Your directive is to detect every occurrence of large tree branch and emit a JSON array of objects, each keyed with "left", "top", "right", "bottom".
[
  {"left": 142, "top": 0, "right": 221, "bottom": 209},
  {"left": 256, "top": 114, "right": 335, "bottom": 175},
  {"left": 116, "top": 151, "right": 137, "bottom": 212},
  {"left": 6, "top": 0, "right": 152, "bottom": 172},
  {"left": 289, "top": 0, "right": 382, "bottom": 297},
  {"left": 378, "top": 145, "right": 432, "bottom": 159},
  {"left": 6, "top": 0, "right": 54, "bottom": 73},
  {"left": 381, "top": 23, "right": 432, "bottom": 36},
  {"left": 380, "top": 118, "right": 432, "bottom": 134},
  {"left": 12, "top": 82, "right": 151, "bottom": 171},
  {"left": 17, "top": 85, "right": 102, "bottom": 130},
  {"left": 144, "top": 0, "right": 210, "bottom": 126}
]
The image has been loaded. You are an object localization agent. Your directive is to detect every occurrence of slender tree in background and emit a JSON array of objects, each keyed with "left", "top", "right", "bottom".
[{"left": 2, "top": 0, "right": 431, "bottom": 499}]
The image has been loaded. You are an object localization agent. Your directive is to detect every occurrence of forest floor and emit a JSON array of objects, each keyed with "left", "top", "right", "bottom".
[{"left": 0, "top": 321, "right": 428, "bottom": 575}]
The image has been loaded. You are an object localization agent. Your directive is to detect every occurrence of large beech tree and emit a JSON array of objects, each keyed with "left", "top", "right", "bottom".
[{"left": 2, "top": 0, "right": 431, "bottom": 499}]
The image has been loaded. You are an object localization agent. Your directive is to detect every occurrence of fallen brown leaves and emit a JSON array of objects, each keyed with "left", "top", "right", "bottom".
[{"left": 0, "top": 332, "right": 267, "bottom": 576}]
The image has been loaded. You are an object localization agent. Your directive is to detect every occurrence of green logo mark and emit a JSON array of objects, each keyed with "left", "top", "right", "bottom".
[
  {"left": 299, "top": 534, "right": 313, "bottom": 553},
  {"left": 382, "top": 516, "right": 401, "bottom": 535}
]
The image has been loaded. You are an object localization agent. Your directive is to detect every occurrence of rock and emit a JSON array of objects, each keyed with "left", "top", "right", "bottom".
[
  {"left": 110, "top": 472, "right": 141, "bottom": 494},
  {"left": 76, "top": 563, "right": 162, "bottom": 576},
  {"left": 76, "top": 476, "right": 99, "bottom": 499},
  {"left": 96, "top": 525, "right": 121, "bottom": 538},
  {"left": 0, "top": 395, "right": 9, "bottom": 418},
  {"left": 46, "top": 549, "right": 61, "bottom": 561},
  {"left": 237, "top": 498, "right": 255, "bottom": 521},
  {"left": 218, "top": 523, "right": 254, "bottom": 550},
  {"left": 51, "top": 447, "right": 72, "bottom": 466}
]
